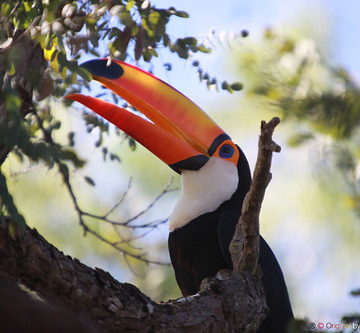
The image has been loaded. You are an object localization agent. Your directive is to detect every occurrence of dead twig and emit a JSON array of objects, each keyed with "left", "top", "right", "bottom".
[{"left": 230, "top": 117, "right": 281, "bottom": 274}]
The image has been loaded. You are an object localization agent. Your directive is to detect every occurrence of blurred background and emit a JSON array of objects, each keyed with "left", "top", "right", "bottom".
[{"left": 4, "top": 0, "right": 360, "bottom": 326}]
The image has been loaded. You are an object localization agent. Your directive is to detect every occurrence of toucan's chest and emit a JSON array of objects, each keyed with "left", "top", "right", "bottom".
[
  {"left": 168, "top": 210, "right": 234, "bottom": 295},
  {"left": 169, "top": 212, "right": 220, "bottom": 246},
  {"left": 168, "top": 157, "right": 239, "bottom": 232}
]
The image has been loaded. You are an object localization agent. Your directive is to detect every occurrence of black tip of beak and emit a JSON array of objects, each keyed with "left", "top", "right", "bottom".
[
  {"left": 80, "top": 59, "right": 124, "bottom": 79},
  {"left": 169, "top": 155, "right": 209, "bottom": 174}
]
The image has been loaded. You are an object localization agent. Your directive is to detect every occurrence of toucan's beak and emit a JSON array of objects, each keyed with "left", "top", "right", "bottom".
[{"left": 66, "top": 59, "right": 231, "bottom": 173}]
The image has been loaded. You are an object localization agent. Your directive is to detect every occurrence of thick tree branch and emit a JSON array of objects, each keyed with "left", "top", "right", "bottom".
[
  {"left": 0, "top": 218, "right": 267, "bottom": 332},
  {"left": 230, "top": 117, "right": 281, "bottom": 274},
  {"left": 0, "top": 274, "right": 102, "bottom": 333}
]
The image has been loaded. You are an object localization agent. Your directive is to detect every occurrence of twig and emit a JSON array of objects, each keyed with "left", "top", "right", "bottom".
[
  {"left": 104, "top": 177, "right": 132, "bottom": 218},
  {"left": 81, "top": 178, "right": 176, "bottom": 228},
  {"left": 123, "top": 177, "right": 175, "bottom": 225},
  {"left": 230, "top": 117, "right": 281, "bottom": 274},
  {"left": 7, "top": 1, "right": 21, "bottom": 18},
  {"left": 31, "top": 107, "right": 169, "bottom": 266},
  {"left": 0, "top": 16, "right": 41, "bottom": 55}
]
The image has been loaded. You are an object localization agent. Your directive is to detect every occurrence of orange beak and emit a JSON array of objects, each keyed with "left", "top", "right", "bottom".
[{"left": 66, "top": 59, "right": 231, "bottom": 173}]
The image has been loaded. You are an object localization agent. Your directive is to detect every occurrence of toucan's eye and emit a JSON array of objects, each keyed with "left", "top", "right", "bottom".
[{"left": 219, "top": 144, "right": 234, "bottom": 159}]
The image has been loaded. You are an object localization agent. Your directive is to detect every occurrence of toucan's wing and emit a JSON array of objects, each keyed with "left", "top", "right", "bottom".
[
  {"left": 217, "top": 211, "right": 238, "bottom": 269},
  {"left": 217, "top": 212, "right": 294, "bottom": 332},
  {"left": 168, "top": 234, "right": 197, "bottom": 296},
  {"left": 257, "top": 237, "right": 294, "bottom": 332}
]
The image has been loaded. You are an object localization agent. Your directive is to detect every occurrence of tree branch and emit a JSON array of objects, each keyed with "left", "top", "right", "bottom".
[
  {"left": 0, "top": 218, "right": 267, "bottom": 332},
  {"left": 230, "top": 117, "right": 281, "bottom": 273}
]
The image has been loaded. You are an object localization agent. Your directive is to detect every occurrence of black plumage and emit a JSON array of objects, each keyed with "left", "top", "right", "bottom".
[{"left": 168, "top": 147, "right": 293, "bottom": 332}]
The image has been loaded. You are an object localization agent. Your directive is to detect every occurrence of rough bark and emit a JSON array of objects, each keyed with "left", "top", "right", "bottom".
[
  {"left": 230, "top": 118, "right": 281, "bottom": 274},
  {"left": 0, "top": 218, "right": 266, "bottom": 333},
  {"left": 0, "top": 273, "right": 102, "bottom": 333}
]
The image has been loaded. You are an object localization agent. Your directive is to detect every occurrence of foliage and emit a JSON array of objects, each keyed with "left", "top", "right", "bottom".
[
  {"left": 0, "top": 0, "right": 246, "bottom": 233},
  {"left": 234, "top": 27, "right": 360, "bottom": 217}
]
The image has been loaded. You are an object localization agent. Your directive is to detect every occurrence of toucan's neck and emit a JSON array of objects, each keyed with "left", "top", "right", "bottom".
[
  {"left": 168, "top": 146, "right": 252, "bottom": 232},
  {"left": 169, "top": 157, "right": 239, "bottom": 231}
]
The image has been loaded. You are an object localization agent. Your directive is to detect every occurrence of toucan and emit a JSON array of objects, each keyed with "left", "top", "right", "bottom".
[{"left": 66, "top": 59, "right": 293, "bottom": 332}]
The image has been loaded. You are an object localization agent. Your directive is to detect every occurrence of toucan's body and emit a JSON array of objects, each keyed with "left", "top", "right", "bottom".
[
  {"left": 168, "top": 147, "right": 293, "bottom": 333},
  {"left": 67, "top": 59, "right": 293, "bottom": 332}
]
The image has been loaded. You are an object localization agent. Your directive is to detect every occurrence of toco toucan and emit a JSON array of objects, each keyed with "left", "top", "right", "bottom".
[{"left": 67, "top": 59, "right": 293, "bottom": 332}]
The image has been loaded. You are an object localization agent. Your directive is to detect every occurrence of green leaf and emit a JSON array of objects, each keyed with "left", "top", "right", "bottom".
[
  {"left": 110, "top": 153, "right": 121, "bottom": 163},
  {"left": 77, "top": 67, "right": 92, "bottom": 81},
  {"left": 198, "top": 45, "right": 211, "bottom": 53},
  {"left": 5, "top": 92, "right": 21, "bottom": 114},
  {"left": 57, "top": 51, "right": 67, "bottom": 72},
  {"left": 126, "top": 0, "right": 135, "bottom": 10},
  {"left": 143, "top": 48, "right": 152, "bottom": 62},
  {"left": 175, "top": 10, "right": 189, "bottom": 18},
  {"left": 221, "top": 81, "right": 232, "bottom": 93},
  {"left": 84, "top": 176, "right": 96, "bottom": 187},
  {"left": 0, "top": 171, "right": 26, "bottom": 228},
  {"left": 350, "top": 289, "right": 360, "bottom": 296},
  {"left": 8, "top": 63, "right": 16, "bottom": 75},
  {"left": 61, "top": 148, "right": 86, "bottom": 168},
  {"left": 68, "top": 131, "right": 75, "bottom": 147},
  {"left": 128, "top": 137, "right": 136, "bottom": 151},
  {"left": 230, "top": 82, "right": 243, "bottom": 91},
  {"left": 1, "top": 3, "right": 12, "bottom": 16},
  {"left": 148, "top": 11, "right": 161, "bottom": 26},
  {"left": 183, "top": 37, "right": 197, "bottom": 46},
  {"left": 120, "top": 11, "right": 133, "bottom": 26}
]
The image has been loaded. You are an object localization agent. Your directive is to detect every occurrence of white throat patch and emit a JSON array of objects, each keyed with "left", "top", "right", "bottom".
[{"left": 169, "top": 157, "right": 239, "bottom": 231}]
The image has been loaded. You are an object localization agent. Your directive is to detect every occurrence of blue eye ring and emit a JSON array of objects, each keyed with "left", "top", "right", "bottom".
[{"left": 219, "top": 144, "right": 234, "bottom": 159}]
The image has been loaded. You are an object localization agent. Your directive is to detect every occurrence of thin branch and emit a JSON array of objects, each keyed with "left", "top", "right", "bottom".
[
  {"left": 31, "top": 107, "right": 169, "bottom": 265},
  {"left": 82, "top": 225, "right": 166, "bottom": 265},
  {"left": 104, "top": 177, "right": 132, "bottom": 218},
  {"left": 124, "top": 178, "right": 175, "bottom": 225},
  {"left": 81, "top": 178, "right": 176, "bottom": 228},
  {"left": 0, "top": 16, "right": 41, "bottom": 55},
  {"left": 230, "top": 117, "right": 281, "bottom": 274}
]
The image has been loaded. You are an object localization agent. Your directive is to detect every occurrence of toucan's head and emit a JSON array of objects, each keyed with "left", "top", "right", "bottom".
[{"left": 67, "top": 59, "right": 249, "bottom": 231}]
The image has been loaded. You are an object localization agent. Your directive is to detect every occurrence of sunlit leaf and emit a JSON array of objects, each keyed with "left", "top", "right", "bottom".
[
  {"left": 148, "top": 11, "right": 161, "bottom": 26},
  {"left": 174, "top": 10, "right": 189, "bottom": 18},
  {"left": 126, "top": 0, "right": 135, "bottom": 11}
]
